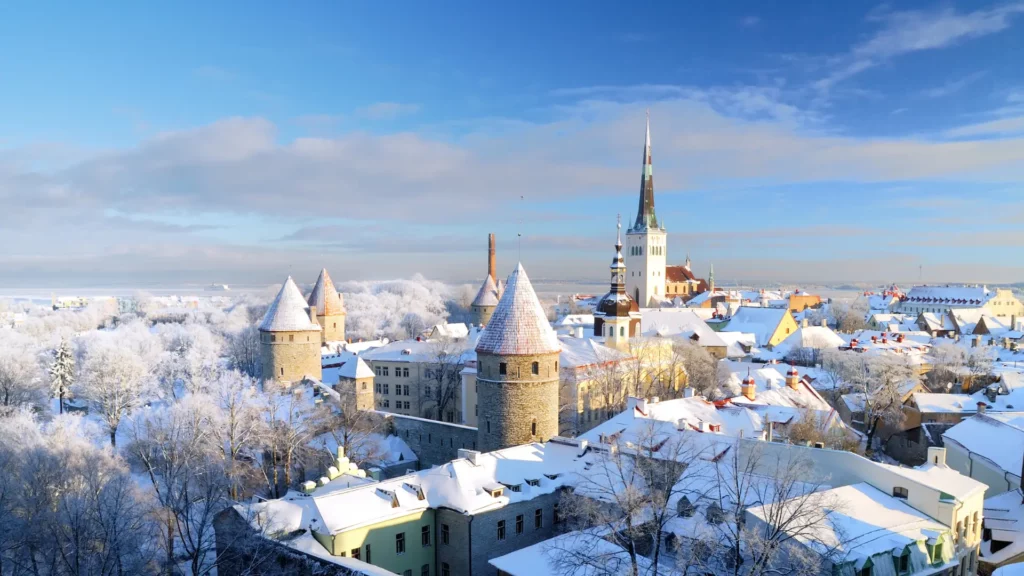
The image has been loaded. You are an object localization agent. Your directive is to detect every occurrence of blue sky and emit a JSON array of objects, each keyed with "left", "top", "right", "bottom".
[{"left": 1, "top": 1, "right": 1023, "bottom": 287}]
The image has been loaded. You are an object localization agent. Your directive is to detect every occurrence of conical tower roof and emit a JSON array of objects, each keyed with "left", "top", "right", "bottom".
[
  {"left": 476, "top": 263, "right": 561, "bottom": 356},
  {"left": 308, "top": 268, "right": 345, "bottom": 316},
  {"left": 472, "top": 274, "right": 500, "bottom": 307},
  {"left": 259, "top": 277, "right": 321, "bottom": 332},
  {"left": 631, "top": 111, "right": 660, "bottom": 231}
]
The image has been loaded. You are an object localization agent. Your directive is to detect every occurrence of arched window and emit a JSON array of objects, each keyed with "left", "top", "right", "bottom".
[{"left": 619, "top": 326, "right": 625, "bottom": 337}]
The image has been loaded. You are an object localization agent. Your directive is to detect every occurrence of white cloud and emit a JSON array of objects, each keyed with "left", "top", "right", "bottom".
[
  {"left": 920, "top": 71, "right": 987, "bottom": 98},
  {"left": 816, "top": 4, "right": 1024, "bottom": 92}
]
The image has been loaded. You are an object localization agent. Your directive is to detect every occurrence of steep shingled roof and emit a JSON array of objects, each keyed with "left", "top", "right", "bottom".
[
  {"left": 259, "top": 277, "right": 321, "bottom": 332},
  {"left": 476, "top": 263, "right": 561, "bottom": 356},
  {"left": 472, "top": 274, "right": 500, "bottom": 307},
  {"left": 307, "top": 268, "right": 345, "bottom": 317}
]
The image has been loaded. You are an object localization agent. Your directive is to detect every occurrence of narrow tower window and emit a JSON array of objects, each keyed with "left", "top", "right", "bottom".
[
  {"left": 531, "top": 419, "right": 537, "bottom": 436},
  {"left": 531, "top": 362, "right": 539, "bottom": 375},
  {"left": 499, "top": 362, "right": 507, "bottom": 375}
]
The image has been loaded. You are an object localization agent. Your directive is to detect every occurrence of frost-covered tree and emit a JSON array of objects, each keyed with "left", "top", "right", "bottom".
[
  {"left": 339, "top": 275, "right": 452, "bottom": 340},
  {"left": 675, "top": 341, "right": 718, "bottom": 398},
  {"left": 77, "top": 340, "right": 153, "bottom": 446},
  {"left": 421, "top": 336, "right": 469, "bottom": 422},
  {"left": 828, "top": 297, "right": 869, "bottom": 333},
  {"left": 0, "top": 413, "right": 157, "bottom": 575},
  {"left": 0, "top": 330, "right": 46, "bottom": 412},
  {"left": 128, "top": 396, "right": 228, "bottom": 576},
  {"left": 50, "top": 337, "right": 76, "bottom": 414},
  {"left": 213, "top": 371, "right": 267, "bottom": 500},
  {"left": 225, "top": 325, "right": 262, "bottom": 379}
]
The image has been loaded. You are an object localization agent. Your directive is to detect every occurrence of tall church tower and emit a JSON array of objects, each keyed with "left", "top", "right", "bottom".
[
  {"left": 625, "top": 112, "right": 667, "bottom": 307},
  {"left": 594, "top": 216, "right": 641, "bottom": 352},
  {"left": 475, "top": 263, "right": 561, "bottom": 453}
]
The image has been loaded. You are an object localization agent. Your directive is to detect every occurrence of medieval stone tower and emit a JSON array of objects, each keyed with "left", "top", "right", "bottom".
[
  {"left": 625, "top": 112, "right": 667, "bottom": 307},
  {"left": 259, "top": 276, "right": 323, "bottom": 385},
  {"left": 307, "top": 268, "right": 346, "bottom": 344},
  {"left": 475, "top": 263, "right": 562, "bottom": 453},
  {"left": 471, "top": 233, "right": 500, "bottom": 326},
  {"left": 594, "top": 217, "right": 641, "bottom": 352}
]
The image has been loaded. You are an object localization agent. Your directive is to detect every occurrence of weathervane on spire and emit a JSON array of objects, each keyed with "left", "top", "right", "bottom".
[{"left": 616, "top": 213, "right": 621, "bottom": 244}]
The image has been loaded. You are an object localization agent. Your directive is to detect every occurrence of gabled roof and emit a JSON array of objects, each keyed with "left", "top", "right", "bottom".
[
  {"left": 472, "top": 274, "right": 500, "bottom": 308},
  {"left": 476, "top": 264, "right": 561, "bottom": 356},
  {"left": 259, "top": 277, "right": 321, "bottom": 332},
  {"left": 726, "top": 307, "right": 793, "bottom": 346},
  {"left": 665, "top": 265, "right": 698, "bottom": 283},
  {"left": 308, "top": 268, "right": 345, "bottom": 316}
]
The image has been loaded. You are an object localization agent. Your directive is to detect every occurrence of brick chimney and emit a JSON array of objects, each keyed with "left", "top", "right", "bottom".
[
  {"left": 785, "top": 365, "right": 800, "bottom": 390},
  {"left": 488, "top": 233, "right": 496, "bottom": 282},
  {"left": 741, "top": 370, "right": 756, "bottom": 401}
]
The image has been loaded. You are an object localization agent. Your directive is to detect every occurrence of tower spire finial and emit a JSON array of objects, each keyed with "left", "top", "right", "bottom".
[
  {"left": 616, "top": 213, "right": 622, "bottom": 246},
  {"left": 633, "top": 111, "right": 657, "bottom": 231}
]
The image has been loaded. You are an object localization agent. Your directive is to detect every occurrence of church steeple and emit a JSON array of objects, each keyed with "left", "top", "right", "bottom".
[
  {"left": 610, "top": 214, "right": 625, "bottom": 293},
  {"left": 631, "top": 110, "right": 659, "bottom": 232}
]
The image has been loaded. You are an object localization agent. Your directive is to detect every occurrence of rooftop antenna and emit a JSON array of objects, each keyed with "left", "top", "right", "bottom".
[{"left": 518, "top": 195, "right": 523, "bottom": 261}]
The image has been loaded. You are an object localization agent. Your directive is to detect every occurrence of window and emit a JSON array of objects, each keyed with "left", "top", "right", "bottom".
[
  {"left": 422, "top": 525, "right": 431, "bottom": 546},
  {"left": 620, "top": 326, "right": 625, "bottom": 337},
  {"left": 351, "top": 548, "right": 360, "bottom": 559},
  {"left": 382, "top": 399, "right": 390, "bottom": 408},
  {"left": 497, "top": 520, "right": 506, "bottom": 540},
  {"left": 499, "top": 362, "right": 507, "bottom": 375},
  {"left": 365, "top": 544, "right": 371, "bottom": 563},
  {"left": 361, "top": 382, "right": 367, "bottom": 390},
  {"left": 531, "top": 420, "right": 537, "bottom": 436},
  {"left": 404, "top": 384, "right": 410, "bottom": 396},
  {"left": 383, "top": 383, "right": 390, "bottom": 395},
  {"left": 487, "top": 420, "right": 491, "bottom": 433},
  {"left": 442, "top": 523, "right": 449, "bottom": 545},
  {"left": 535, "top": 508, "right": 543, "bottom": 528},
  {"left": 678, "top": 496, "right": 695, "bottom": 518},
  {"left": 516, "top": 514, "right": 524, "bottom": 535},
  {"left": 271, "top": 334, "right": 276, "bottom": 342},
  {"left": 403, "top": 367, "right": 409, "bottom": 377},
  {"left": 421, "top": 565, "right": 429, "bottom": 576},
  {"left": 531, "top": 361, "right": 539, "bottom": 375},
  {"left": 280, "top": 367, "right": 284, "bottom": 376},
  {"left": 895, "top": 551, "right": 909, "bottom": 574},
  {"left": 892, "top": 486, "right": 909, "bottom": 499},
  {"left": 441, "top": 563, "right": 450, "bottom": 576},
  {"left": 289, "top": 334, "right": 294, "bottom": 342},
  {"left": 396, "top": 532, "right": 405, "bottom": 554}
]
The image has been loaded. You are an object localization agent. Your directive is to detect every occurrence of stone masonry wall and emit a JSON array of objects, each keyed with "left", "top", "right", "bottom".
[
  {"left": 436, "top": 491, "right": 564, "bottom": 576},
  {"left": 318, "top": 313, "right": 346, "bottom": 343},
  {"left": 385, "top": 412, "right": 479, "bottom": 469},
  {"left": 261, "top": 330, "right": 322, "bottom": 384},
  {"left": 476, "top": 351, "right": 560, "bottom": 453},
  {"left": 472, "top": 304, "right": 495, "bottom": 327}
]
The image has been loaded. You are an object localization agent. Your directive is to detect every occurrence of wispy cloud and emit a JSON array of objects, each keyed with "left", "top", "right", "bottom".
[
  {"left": 816, "top": 4, "right": 1024, "bottom": 92},
  {"left": 920, "top": 71, "right": 987, "bottom": 98},
  {"left": 355, "top": 102, "right": 421, "bottom": 120},
  {"left": 740, "top": 16, "right": 761, "bottom": 28},
  {"left": 945, "top": 115, "right": 1024, "bottom": 138}
]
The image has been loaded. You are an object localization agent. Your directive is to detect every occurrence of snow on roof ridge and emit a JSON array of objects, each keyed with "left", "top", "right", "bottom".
[
  {"left": 476, "top": 263, "right": 561, "bottom": 356},
  {"left": 259, "top": 276, "right": 321, "bottom": 332},
  {"left": 308, "top": 268, "right": 345, "bottom": 316}
]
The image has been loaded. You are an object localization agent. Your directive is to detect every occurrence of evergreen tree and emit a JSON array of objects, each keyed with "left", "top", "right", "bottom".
[{"left": 49, "top": 338, "right": 75, "bottom": 414}]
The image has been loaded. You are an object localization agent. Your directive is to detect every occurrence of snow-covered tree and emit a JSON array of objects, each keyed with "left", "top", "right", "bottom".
[
  {"left": 213, "top": 371, "right": 267, "bottom": 500},
  {"left": 676, "top": 341, "right": 719, "bottom": 398},
  {"left": 339, "top": 275, "right": 452, "bottom": 340},
  {"left": 421, "top": 336, "right": 469, "bottom": 422},
  {"left": 225, "top": 325, "right": 262, "bottom": 379},
  {"left": 77, "top": 339, "right": 153, "bottom": 446},
  {"left": 49, "top": 337, "right": 75, "bottom": 414},
  {"left": 0, "top": 330, "right": 46, "bottom": 412}
]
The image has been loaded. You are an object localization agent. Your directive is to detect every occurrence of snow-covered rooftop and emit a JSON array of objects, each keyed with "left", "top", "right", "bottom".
[
  {"left": 904, "top": 285, "right": 992, "bottom": 306},
  {"left": 943, "top": 413, "right": 1024, "bottom": 478},
  {"left": 725, "top": 307, "right": 792, "bottom": 347},
  {"left": 475, "top": 263, "right": 561, "bottom": 356},
  {"left": 982, "top": 488, "right": 1024, "bottom": 566},
  {"left": 471, "top": 274, "right": 500, "bottom": 308},
  {"left": 307, "top": 268, "right": 345, "bottom": 317},
  {"left": 772, "top": 325, "right": 844, "bottom": 356},
  {"left": 558, "top": 335, "right": 630, "bottom": 370},
  {"left": 720, "top": 361, "right": 833, "bottom": 412},
  {"left": 640, "top": 308, "right": 726, "bottom": 347},
  {"left": 259, "top": 277, "right": 322, "bottom": 332},
  {"left": 748, "top": 482, "right": 951, "bottom": 566},
  {"left": 488, "top": 531, "right": 656, "bottom": 576}
]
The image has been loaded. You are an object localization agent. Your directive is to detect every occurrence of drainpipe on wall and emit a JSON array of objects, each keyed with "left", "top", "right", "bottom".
[{"left": 467, "top": 514, "right": 474, "bottom": 576}]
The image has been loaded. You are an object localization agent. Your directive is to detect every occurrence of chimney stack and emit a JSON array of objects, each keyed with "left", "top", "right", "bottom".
[{"left": 488, "top": 233, "right": 496, "bottom": 282}]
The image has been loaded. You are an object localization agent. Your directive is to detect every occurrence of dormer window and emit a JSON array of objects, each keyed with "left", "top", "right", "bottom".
[
  {"left": 526, "top": 478, "right": 540, "bottom": 487},
  {"left": 678, "top": 496, "right": 695, "bottom": 518},
  {"left": 502, "top": 483, "right": 522, "bottom": 493},
  {"left": 892, "top": 486, "right": 909, "bottom": 499}
]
